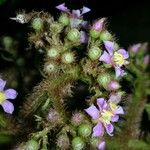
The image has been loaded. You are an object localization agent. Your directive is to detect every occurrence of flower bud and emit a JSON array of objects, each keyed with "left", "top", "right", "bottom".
[
  {"left": 78, "top": 124, "right": 92, "bottom": 137},
  {"left": 88, "top": 46, "right": 102, "bottom": 60},
  {"left": 144, "top": 55, "right": 149, "bottom": 65},
  {"left": 129, "top": 43, "right": 141, "bottom": 53},
  {"left": 58, "top": 13, "right": 70, "bottom": 26},
  {"left": 67, "top": 29, "right": 80, "bottom": 42},
  {"left": 25, "top": 140, "right": 39, "bottom": 150},
  {"left": 92, "top": 18, "right": 106, "bottom": 32},
  {"left": 44, "top": 62, "right": 59, "bottom": 74},
  {"left": 97, "top": 141, "right": 106, "bottom": 150},
  {"left": 47, "top": 108, "right": 61, "bottom": 124},
  {"left": 107, "top": 80, "right": 120, "bottom": 91},
  {"left": 47, "top": 48, "right": 60, "bottom": 59},
  {"left": 62, "top": 52, "right": 75, "bottom": 64},
  {"left": 57, "top": 134, "right": 70, "bottom": 150},
  {"left": 71, "top": 112, "right": 84, "bottom": 126},
  {"left": 32, "top": 18, "right": 44, "bottom": 32},
  {"left": 89, "top": 29, "right": 100, "bottom": 39},
  {"left": 97, "top": 73, "right": 111, "bottom": 88},
  {"left": 2, "top": 36, "right": 13, "bottom": 50},
  {"left": 72, "top": 137, "right": 85, "bottom": 150},
  {"left": 100, "top": 30, "right": 113, "bottom": 41}
]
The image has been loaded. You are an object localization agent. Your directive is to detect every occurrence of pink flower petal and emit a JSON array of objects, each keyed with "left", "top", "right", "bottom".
[
  {"left": 99, "top": 51, "right": 111, "bottom": 64},
  {"left": 104, "top": 41, "right": 114, "bottom": 56},
  {"left": 111, "top": 115, "right": 119, "bottom": 122},
  {"left": 1, "top": 100, "right": 14, "bottom": 114},
  {"left": 81, "top": 6, "right": 91, "bottom": 15},
  {"left": 56, "top": 3, "right": 70, "bottom": 13},
  {"left": 0, "top": 79, "right": 6, "bottom": 91},
  {"left": 92, "top": 123, "right": 104, "bottom": 137},
  {"left": 117, "top": 49, "right": 129, "bottom": 59},
  {"left": 85, "top": 105, "right": 99, "bottom": 120},
  {"left": 97, "top": 98, "right": 107, "bottom": 111},
  {"left": 104, "top": 123, "right": 114, "bottom": 136},
  {"left": 115, "top": 67, "right": 126, "bottom": 78},
  {"left": 80, "top": 31, "right": 88, "bottom": 43},
  {"left": 98, "top": 141, "right": 106, "bottom": 150},
  {"left": 72, "top": 9, "right": 81, "bottom": 17},
  {"left": 114, "top": 106, "right": 124, "bottom": 115},
  {"left": 4, "top": 89, "right": 17, "bottom": 100}
]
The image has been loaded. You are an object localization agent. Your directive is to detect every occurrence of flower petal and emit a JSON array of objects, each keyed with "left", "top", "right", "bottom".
[
  {"left": 1, "top": 100, "right": 14, "bottom": 114},
  {"left": 114, "top": 106, "right": 124, "bottom": 115},
  {"left": 108, "top": 93, "right": 121, "bottom": 104},
  {"left": 4, "top": 89, "right": 17, "bottom": 100},
  {"left": 104, "top": 41, "right": 114, "bottom": 55},
  {"left": 80, "top": 31, "right": 88, "bottom": 43},
  {"left": 99, "top": 51, "right": 111, "bottom": 64},
  {"left": 55, "top": 3, "right": 70, "bottom": 13},
  {"left": 81, "top": 21, "right": 89, "bottom": 29},
  {"left": 118, "top": 49, "right": 129, "bottom": 59},
  {"left": 115, "top": 67, "right": 126, "bottom": 78},
  {"left": 98, "top": 141, "right": 106, "bottom": 150},
  {"left": 85, "top": 104, "right": 99, "bottom": 120},
  {"left": 70, "top": 18, "right": 82, "bottom": 28},
  {"left": 81, "top": 6, "right": 91, "bottom": 15},
  {"left": 72, "top": 9, "right": 81, "bottom": 17},
  {"left": 97, "top": 98, "right": 107, "bottom": 111},
  {"left": 105, "top": 123, "right": 114, "bottom": 136},
  {"left": 92, "top": 123, "right": 104, "bottom": 137},
  {"left": 0, "top": 79, "right": 6, "bottom": 91},
  {"left": 111, "top": 115, "right": 119, "bottom": 122}
]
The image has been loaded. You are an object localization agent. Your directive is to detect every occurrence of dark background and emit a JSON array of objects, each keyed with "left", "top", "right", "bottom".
[{"left": 0, "top": 0, "right": 150, "bottom": 48}]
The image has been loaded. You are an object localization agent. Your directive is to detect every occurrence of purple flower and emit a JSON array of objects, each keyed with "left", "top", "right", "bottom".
[
  {"left": 99, "top": 41, "right": 129, "bottom": 77},
  {"left": 129, "top": 43, "right": 141, "bottom": 53},
  {"left": 0, "top": 79, "right": 17, "bottom": 114},
  {"left": 56, "top": 3, "right": 91, "bottom": 28},
  {"left": 85, "top": 97, "right": 124, "bottom": 137}
]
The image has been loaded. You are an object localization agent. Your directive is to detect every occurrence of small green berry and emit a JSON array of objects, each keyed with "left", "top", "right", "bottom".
[
  {"left": 72, "top": 137, "right": 85, "bottom": 150},
  {"left": 88, "top": 46, "right": 102, "bottom": 60},
  {"left": 67, "top": 29, "right": 80, "bottom": 42},
  {"left": 100, "top": 30, "right": 113, "bottom": 41},
  {"left": 58, "top": 13, "right": 70, "bottom": 26},
  {"left": 32, "top": 18, "right": 44, "bottom": 31},
  {"left": 78, "top": 124, "right": 92, "bottom": 137}
]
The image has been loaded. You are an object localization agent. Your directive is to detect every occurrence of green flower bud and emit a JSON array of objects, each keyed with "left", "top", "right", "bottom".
[
  {"left": 100, "top": 30, "right": 113, "bottom": 41},
  {"left": 90, "top": 138, "right": 99, "bottom": 148},
  {"left": 47, "top": 48, "right": 60, "bottom": 59},
  {"left": 25, "top": 139, "right": 39, "bottom": 150},
  {"left": 32, "top": 18, "right": 44, "bottom": 31},
  {"left": 72, "top": 137, "right": 85, "bottom": 150},
  {"left": 62, "top": 52, "right": 75, "bottom": 64},
  {"left": 78, "top": 124, "right": 92, "bottom": 137},
  {"left": 2, "top": 36, "right": 13, "bottom": 50},
  {"left": 58, "top": 13, "right": 70, "bottom": 26},
  {"left": 88, "top": 46, "right": 102, "bottom": 60},
  {"left": 89, "top": 29, "right": 100, "bottom": 39},
  {"left": 67, "top": 29, "right": 80, "bottom": 42},
  {"left": 97, "top": 73, "right": 111, "bottom": 88}
]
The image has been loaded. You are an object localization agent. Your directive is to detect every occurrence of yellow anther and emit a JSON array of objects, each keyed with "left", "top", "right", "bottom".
[
  {"left": 109, "top": 102, "right": 117, "bottom": 111},
  {"left": 0, "top": 92, "right": 6, "bottom": 104},
  {"left": 113, "top": 52, "right": 125, "bottom": 66},
  {"left": 100, "top": 110, "right": 113, "bottom": 124}
]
